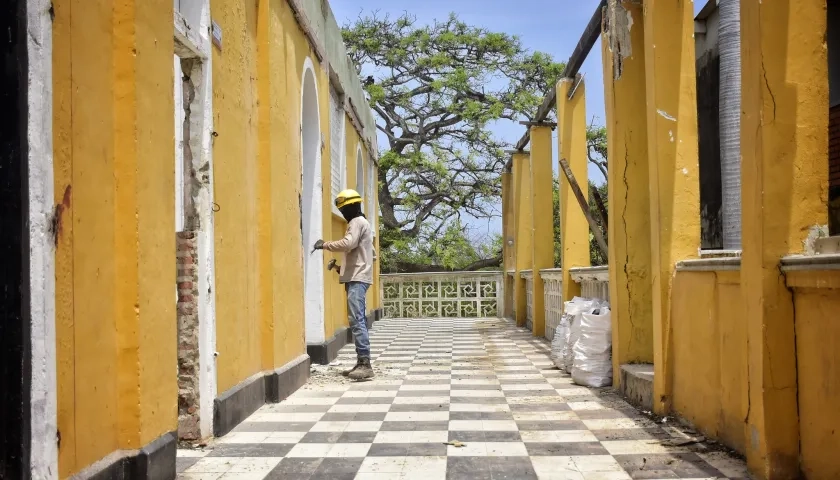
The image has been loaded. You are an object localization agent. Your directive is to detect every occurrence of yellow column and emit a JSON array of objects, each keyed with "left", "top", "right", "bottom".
[
  {"left": 530, "top": 127, "right": 554, "bottom": 337},
  {"left": 556, "top": 77, "right": 590, "bottom": 303},
  {"left": 643, "top": 0, "right": 701, "bottom": 415},
  {"left": 501, "top": 172, "right": 514, "bottom": 319},
  {"left": 512, "top": 152, "right": 533, "bottom": 328},
  {"left": 257, "top": 0, "right": 275, "bottom": 371},
  {"left": 114, "top": 0, "right": 177, "bottom": 449},
  {"left": 740, "top": 1, "right": 827, "bottom": 477},
  {"left": 601, "top": 0, "right": 654, "bottom": 387}
]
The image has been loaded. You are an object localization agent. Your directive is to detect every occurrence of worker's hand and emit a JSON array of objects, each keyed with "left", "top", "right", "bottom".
[
  {"left": 313, "top": 239, "right": 324, "bottom": 250},
  {"left": 327, "top": 259, "right": 337, "bottom": 270}
]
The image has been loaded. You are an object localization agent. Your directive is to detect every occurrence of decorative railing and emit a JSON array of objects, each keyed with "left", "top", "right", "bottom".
[
  {"left": 570, "top": 266, "right": 610, "bottom": 302},
  {"left": 381, "top": 271, "right": 504, "bottom": 319},
  {"left": 520, "top": 270, "right": 534, "bottom": 330},
  {"left": 539, "top": 269, "right": 564, "bottom": 340}
]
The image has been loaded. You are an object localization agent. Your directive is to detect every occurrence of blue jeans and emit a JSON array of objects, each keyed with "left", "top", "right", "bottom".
[{"left": 345, "top": 282, "right": 371, "bottom": 358}]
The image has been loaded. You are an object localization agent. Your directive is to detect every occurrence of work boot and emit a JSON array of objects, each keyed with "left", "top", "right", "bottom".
[
  {"left": 349, "top": 357, "right": 374, "bottom": 381},
  {"left": 342, "top": 357, "right": 363, "bottom": 377}
]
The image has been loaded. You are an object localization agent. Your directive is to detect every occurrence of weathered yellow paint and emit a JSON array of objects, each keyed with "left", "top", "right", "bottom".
[
  {"left": 670, "top": 270, "right": 748, "bottom": 454},
  {"left": 794, "top": 285, "right": 840, "bottom": 479},
  {"left": 556, "top": 78, "right": 590, "bottom": 303},
  {"left": 740, "top": 0, "right": 828, "bottom": 476},
  {"left": 269, "top": 0, "right": 308, "bottom": 367},
  {"left": 52, "top": 0, "right": 76, "bottom": 474},
  {"left": 54, "top": 0, "right": 120, "bottom": 472},
  {"left": 132, "top": 0, "right": 177, "bottom": 447},
  {"left": 600, "top": 2, "right": 654, "bottom": 386},
  {"left": 52, "top": 0, "right": 176, "bottom": 472},
  {"left": 512, "top": 152, "right": 533, "bottom": 327},
  {"left": 501, "top": 172, "right": 513, "bottom": 272},
  {"left": 529, "top": 126, "right": 553, "bottom": 337},
  {"left": 501, "top": 172, "right": 514, "bottom": 319},
  {"left": 212, "top": 0, "right": 262, "bottom": 394},
  {"left": 642, "top": 0, "right": 700, "bottom": 415},
  {"left": 258, "top": 0, "right": 276, "bottom": 371}
]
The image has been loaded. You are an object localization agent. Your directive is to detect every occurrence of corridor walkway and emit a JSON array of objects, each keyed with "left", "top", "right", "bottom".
[{"left": 176, "top": 318, "right": 749, "bottom": 480}]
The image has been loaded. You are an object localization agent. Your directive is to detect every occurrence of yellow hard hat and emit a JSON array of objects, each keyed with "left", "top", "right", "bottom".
[{"left": 335, "top": 189, "right": 362, "bottom": 209}]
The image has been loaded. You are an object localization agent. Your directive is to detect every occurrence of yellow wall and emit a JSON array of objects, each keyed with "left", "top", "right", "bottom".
[
  {"left": 788, "top": 271, "right": 840, "bottom": 479},
  {"left": 53, "top": 0, "right": 176, "bottom": 475},
  {"left": 670, "top": 270, "right": 748, "bottom": 453},
  {"left": 53, "top": 0, "right": 377, "bottom": 475},
  {"left": 212, "top": 0, "right": 262, "bottom": 393},
  {"left": 740, "top": 0, "right": 827, "bottom": 476}
]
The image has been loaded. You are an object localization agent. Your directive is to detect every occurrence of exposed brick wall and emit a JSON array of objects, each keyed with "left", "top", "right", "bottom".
[
  {"left": 831, "top": 105, "right": 840, "bottom": 188},
  {"left": 177, "top": 231, "right": 201, "bottom": 440}
]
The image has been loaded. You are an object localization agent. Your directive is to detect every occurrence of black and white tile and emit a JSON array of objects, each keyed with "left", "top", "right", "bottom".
[{"left": 177, "top": 318, "right": 750, "bottom": 480}]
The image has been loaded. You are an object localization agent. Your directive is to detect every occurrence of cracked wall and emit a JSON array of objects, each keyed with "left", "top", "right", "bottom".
[{"left": 600, "top": 0, "right": 654, "bottom": 388}]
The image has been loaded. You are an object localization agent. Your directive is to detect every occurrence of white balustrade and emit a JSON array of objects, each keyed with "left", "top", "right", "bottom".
[
  {"left": 539, "top": 269, "right": 564, "bottom": 340},
  {"left": 381, "top": 271, "right": 504, "bottom": 319}
]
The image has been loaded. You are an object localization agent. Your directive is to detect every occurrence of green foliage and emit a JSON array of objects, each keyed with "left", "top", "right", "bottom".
[
  {"left": 343, "top": 12, "right": 564, "bottom": 271},
  {"left": 379, "top": 219, "right": 503, "bottom": 273}
]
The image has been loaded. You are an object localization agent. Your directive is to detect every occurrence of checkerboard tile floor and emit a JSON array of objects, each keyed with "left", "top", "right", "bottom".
[{"left": 177, "top": 318, "right": 750, "bottom": 480}]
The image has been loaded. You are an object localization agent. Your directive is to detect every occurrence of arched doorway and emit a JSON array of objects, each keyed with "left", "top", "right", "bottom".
[{"left": 301, "top": 59, "right": 325, "bottom": 345}]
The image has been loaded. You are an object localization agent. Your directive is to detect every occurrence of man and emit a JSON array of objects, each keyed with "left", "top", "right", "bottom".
[{"left": 313, "top": 189, "right": 376, "bottom": 380}]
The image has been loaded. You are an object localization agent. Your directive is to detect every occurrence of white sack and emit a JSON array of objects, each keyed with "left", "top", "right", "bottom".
[{"left": 571, "top": 307, "right": 613, "bottom": 387}]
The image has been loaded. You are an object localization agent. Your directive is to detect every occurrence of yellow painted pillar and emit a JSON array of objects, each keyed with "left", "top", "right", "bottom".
[
  {"left": 512, "top": 152, "right": 533, "bottom": 328},
  {"left": 114, "top": 0, "right": 177, "bottom": 449},
  {"left": 501, "top": 172, "right": 514, "bottom": 318},
  {"left": 256, "top": 0, "right": 276, "bottom": 371},
  {"left": 740, "top": 1, "right": 827, "bottom": 477},
  {"left": 601, "top": 0, "right": 654, "bottom": 387},
  {"left": 529, "top": 127, "right": 554, "bottom": 337},
  {"left": 643, "top": 0, "right": 701, "bottom": 415},
  {"left": 556, "top": 77, "right": 591, "bottom": 303}
]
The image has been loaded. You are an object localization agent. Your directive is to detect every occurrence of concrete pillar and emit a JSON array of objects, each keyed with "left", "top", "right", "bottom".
[
  {"left": 512, "top": 152, "right": 533, "bottom": 328},
  {"left": 740, "top": 1, "right": 828, "bottom": 477},
  {"left": 556, "top": 77, "right": 591, "bottom": 304},
  {"left": 529, "top": 126, "right": 554, "bottom": 337},
  {"left": 501, "top": 172, "right": 515, "bottom": 319},
  {"left": 601, "top": 0, "right": 655, "bottom": 387},
  {"left": 642, "top": 0, "right": 701, "bottom": 415}
]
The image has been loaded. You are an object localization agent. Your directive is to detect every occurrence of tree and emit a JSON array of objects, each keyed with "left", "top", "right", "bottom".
[{"left": 343, "top": 12, "right": 565, "bottom": 271}]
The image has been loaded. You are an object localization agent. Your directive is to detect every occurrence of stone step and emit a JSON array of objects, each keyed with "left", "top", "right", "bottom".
[{"left": 620, "top": 363, "right": 654, "bottom": 411}]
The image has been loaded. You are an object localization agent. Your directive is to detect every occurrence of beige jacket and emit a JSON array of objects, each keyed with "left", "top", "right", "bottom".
[{"left": 323, "top": 216, "right": 376, "bottom": 284}]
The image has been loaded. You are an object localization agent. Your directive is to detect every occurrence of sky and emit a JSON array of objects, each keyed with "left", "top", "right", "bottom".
[{"left": 332, "top": 0, "right": 709, "bottom": 238}]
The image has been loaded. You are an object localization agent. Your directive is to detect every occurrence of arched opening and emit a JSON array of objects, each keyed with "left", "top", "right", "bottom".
[{"left": 301, "top": 59, "right": 325, "bottom": 344}]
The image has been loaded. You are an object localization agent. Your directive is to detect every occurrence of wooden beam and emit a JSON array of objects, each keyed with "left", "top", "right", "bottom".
[
  {"left": 513, "top": 0, "right": 606, "bottom": 152},
  {"left": 518, "top": 121, "right": 557, "bottom": 128},
  {"left": 558, "top": 157, "right": 608, "bottom": 258}
]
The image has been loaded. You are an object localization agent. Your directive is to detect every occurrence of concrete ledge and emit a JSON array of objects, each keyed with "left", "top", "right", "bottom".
[
  {"left": 213, "top": 372, "right": 266, "bottom": 437},
  {"left": 620, "top": 364, "right": 654, "bottom": 411},
  {"left": 76, "top": 431, "right": 177, "bottom": 480},
  {"left": 307, "top": 327, "right": 352, "bottom": 365},
  {"left": 266, "top": 354, "right": 311, "bottom": 403}
]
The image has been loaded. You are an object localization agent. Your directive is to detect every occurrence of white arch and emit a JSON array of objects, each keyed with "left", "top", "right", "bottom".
[{"left": 300, "top": 57, "right": 325, "bottom": 345}]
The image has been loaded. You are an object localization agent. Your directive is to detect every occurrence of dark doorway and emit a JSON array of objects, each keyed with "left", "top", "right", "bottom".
[{"left": 0, "top": 0, "right": 31, "bottom": 477}]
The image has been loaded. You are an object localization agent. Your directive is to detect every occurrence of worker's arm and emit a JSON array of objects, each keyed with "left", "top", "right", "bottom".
[{"left": 322, "top": 221, "right": 361, "bottom": 253}]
